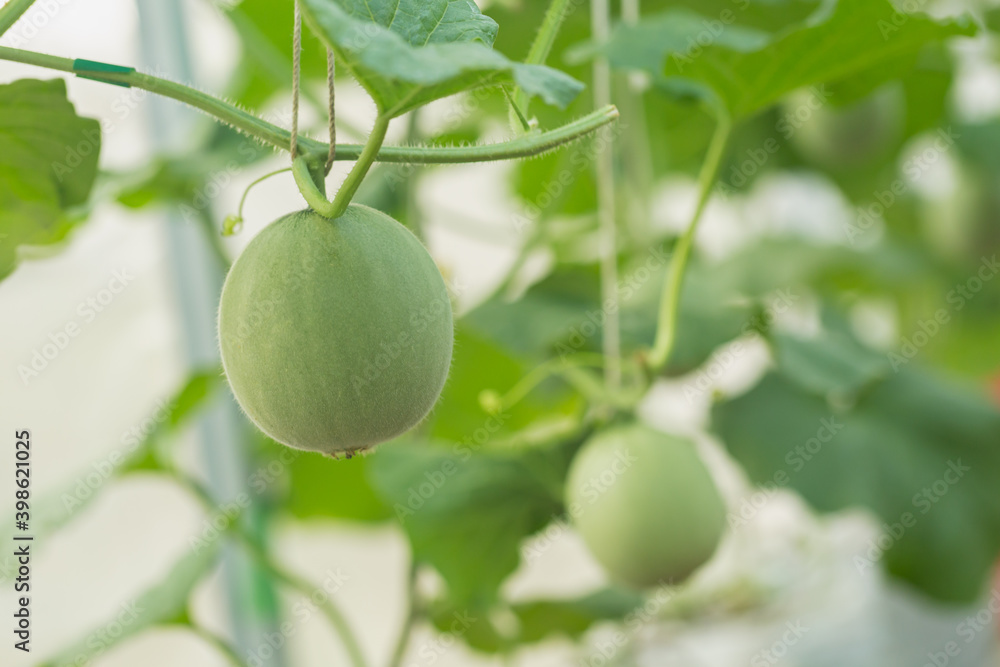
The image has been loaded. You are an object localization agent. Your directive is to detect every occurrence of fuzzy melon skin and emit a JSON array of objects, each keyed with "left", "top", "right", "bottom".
[
  {"left": 218, "top": 205, "right": 453, "bottom": 454},
  {"left": 566, "top": 423, "right": 726, "bottom": 588}
]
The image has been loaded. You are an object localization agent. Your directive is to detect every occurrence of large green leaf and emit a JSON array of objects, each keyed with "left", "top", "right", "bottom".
[
  {"left": 0, "top": 78, "right": 100, "bottom": 281},
  {"left": 299, "top": 0, "right": 583, "bottom": 117},
  {"left": 367, "top": 438, "right": 568, "bottom": 606},
  {"left": 582, "top": 8, "right": 770, "bottom": 87},
  {"left": 769, "top": 330, "right": 888, "bottom": 396},
  {"left": 713, "top": 335, "right": 1000, "bottom": 603},
  {"left": 464, "top": 256, "right": 751, "bottom": 375},
  {"left": 658, "top": 0, "right": 975, "bottom": 119}
]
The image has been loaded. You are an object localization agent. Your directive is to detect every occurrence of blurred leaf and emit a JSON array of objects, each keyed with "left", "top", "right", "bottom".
[
  {"left": 114, "top": 125, "right": 276, "bottom": 211},
  {"left": 463, "top": 251, "right": 751, "bottom": 374},
  {"left": 428, "top": 326, "right": 582, "bottom": 442},
  {"left": 465, "top": 266, "right": 602, "bottom": 359},
  {"left": 582, "top": 8, "right": 770, "bottom": 85},
  {"left": 283, "top": 450, "right": 391, "bottom": 522},
  {"left": 710, "top": 238, "right": 928, "bottom": 297},
  {"left": 513, "top": 587, "right": 645, "bottom": 643},
  {"left": 0, "top": 79, "right": 100, "bottom": 281},
  {"left": 713, "top": 338, "right": 1000, "bottom": 603},
  {"left": 224, "top": 0, "right": 330, "bottom": 108},
  {"left": 770, "top": 330, "right": 888, "bottom": 396},
  {"left": 0, "top": 370, "right": 222, "bottom": 580},
  {"left": 659, "top": 0, "right": 975, "bottom": 119},
  {"left": 299, "top": 0, "right": 583, "bottom": 117},
  {"left": 984, "top": 7, "right": 1000, "bottom": 33},
  {"left": 427, "top": 601, "right": 505, "bottom": 653},
  {"left": 954, "top": 121, "right": 1000, "bottom": 173},
  {"left": 42, "top": 536, "right": 223, "bottom": 666},
  {"left": 367, "top": 438, "right": 566, "bottom": 606}
]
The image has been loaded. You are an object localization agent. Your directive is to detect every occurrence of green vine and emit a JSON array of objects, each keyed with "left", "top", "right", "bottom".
[
  {"left": 647, "top": 113, "right": 732, "bottom": 373},
  {"left": 0, "top": 46, "right": 617, "bottom": 168}
]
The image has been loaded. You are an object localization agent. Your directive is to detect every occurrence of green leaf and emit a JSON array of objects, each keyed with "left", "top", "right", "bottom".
[
  {"left": 463, "top": 256, "right": 752, "bottom": 375},
  {"left": 299, "top": 0, "right": 583, "bottom": 117},
  {"left": 659, "top": 0, "right": 975, "bottom": 119},
  {"left": 0, "top": 78, "right": 100, "bottom": 281},
  {"left": 512, "top": 587, "right": 645, "bottom": 643},
  {"left": 427, "top": 601, "right": 506, "bottom": 653},
  {"left": 713, "top": 340, "right": 1000, "bottom": 603},
  {"left": 770, "top": 330, "right": 889, "bottom": 396},
  {"left": 428, "top": 325, "right": 582, "bottom": 442},
  {"left": 42, "top": 536, "right": 223, "bottom": 666},
  {"left": 581, "top": 8, "right": 770, "bottom": 83},
  {"left": 367, "top": 438, "right": 566, "bottom": 606},
  {"left": 282, "top": 448, "right": 392, "bottom": 522}
]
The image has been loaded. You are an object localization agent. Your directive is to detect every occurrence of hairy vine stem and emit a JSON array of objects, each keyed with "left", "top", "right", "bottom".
[
  {"left": 0, "top": 45, "right": 618, "bottom": 165},
  {"left": 648, "top": 114, "right": 732, "bottom": 373},
  {"left": 330, "top": 113, "right": 390, "bottom": 216}
]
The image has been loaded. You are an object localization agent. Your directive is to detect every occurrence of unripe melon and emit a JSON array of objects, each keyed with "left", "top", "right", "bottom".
[
  {"left": 566, "top": 423, "right": 726, "bottom": 588},
  {"left": 218, "top": 206, "right": 453, "bottom": 455}
]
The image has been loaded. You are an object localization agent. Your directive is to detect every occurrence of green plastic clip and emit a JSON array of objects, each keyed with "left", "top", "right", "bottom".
[{"left": 72, "top": 59, "right": 135, "bottom": 88}]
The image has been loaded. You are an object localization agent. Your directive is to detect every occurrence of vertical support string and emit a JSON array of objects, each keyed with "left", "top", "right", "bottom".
[{"left": 325, "top": 49, "right": 337, "bottom": 173}]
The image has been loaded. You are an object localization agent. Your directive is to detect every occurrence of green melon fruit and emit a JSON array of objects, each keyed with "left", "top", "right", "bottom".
[
  {"left": 566, "top": 423, "right": 726, "bottom": 588},
  {"left": 218, "top": 205, "right": 453, "bottom": 455}
]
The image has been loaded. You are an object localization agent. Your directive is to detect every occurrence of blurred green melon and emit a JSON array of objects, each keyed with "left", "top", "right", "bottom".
[
  {"left": 218, "top": 206, "right": 453, "bottom": 455},
  {"left": 566, "top": 423, "right": 726, "bottom": 588}
]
